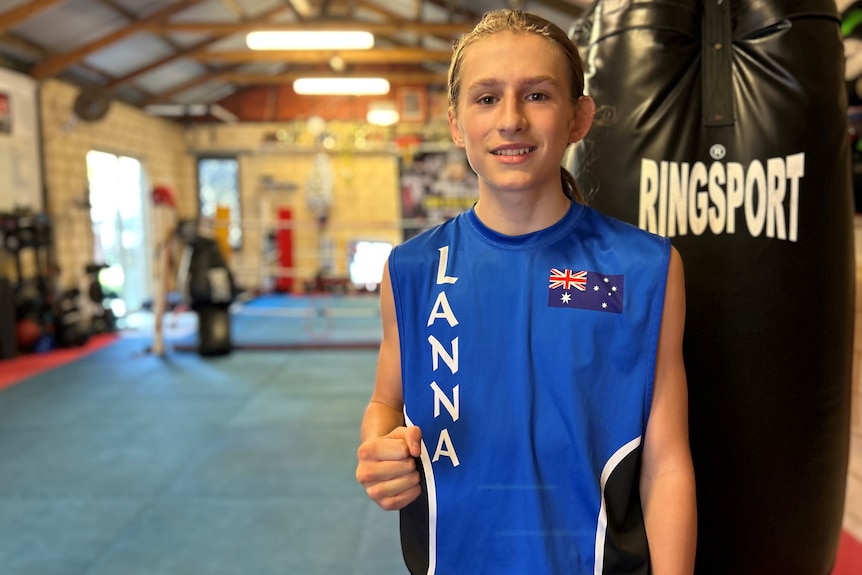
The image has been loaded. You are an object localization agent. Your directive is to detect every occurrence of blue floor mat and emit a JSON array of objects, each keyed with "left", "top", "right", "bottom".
[
  {"left": 0, "top": 340, "right": 406, "bottom": 574},
  {"left": 169, "top": 294, "right": 383, "bottom": 350}
]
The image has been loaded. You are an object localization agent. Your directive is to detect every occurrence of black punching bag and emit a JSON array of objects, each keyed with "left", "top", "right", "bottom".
[{"left": 568, "top": 1, "right": 854, "bottom": 573}]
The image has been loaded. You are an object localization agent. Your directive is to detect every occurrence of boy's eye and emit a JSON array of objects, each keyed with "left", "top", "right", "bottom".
[
  {"left": 478, "top": 95, "right": 497, "bottom": 105},
  {"left": 527, "top": 92, "right": 548, "bottom": 101}
]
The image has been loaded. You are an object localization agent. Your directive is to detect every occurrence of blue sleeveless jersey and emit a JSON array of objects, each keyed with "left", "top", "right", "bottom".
[{"left": 389, "top": 202, "right": 671, "bottom": 575}]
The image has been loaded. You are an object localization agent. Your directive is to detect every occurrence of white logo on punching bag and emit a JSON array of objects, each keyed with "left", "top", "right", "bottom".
[{"left": 638, "top": 152, "right": 804, "bottom": 242}]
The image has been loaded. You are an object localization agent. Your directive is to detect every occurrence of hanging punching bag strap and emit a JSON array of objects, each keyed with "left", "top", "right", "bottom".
[{"left": 702, "top": 0, "right": 733, "bottom": 127}]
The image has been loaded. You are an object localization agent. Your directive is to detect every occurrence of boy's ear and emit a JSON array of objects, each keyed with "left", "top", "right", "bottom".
[
  {"left": 568, "top": 96, "right": 596, "bottom": 144},
  {"left": 448, "top": 107, "right": 465, "bottom": 148}
]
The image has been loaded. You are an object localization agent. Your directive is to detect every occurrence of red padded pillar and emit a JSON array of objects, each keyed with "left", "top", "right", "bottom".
[{"left": 276, "top": 208, "right": 293, "bottom": 293}]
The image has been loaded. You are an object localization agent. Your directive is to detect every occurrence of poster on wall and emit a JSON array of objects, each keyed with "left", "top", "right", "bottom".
[
  {"left": 0, "top": 68, "right": 42, "bottom": 212},
  {"left": 400, "top": 148, "right": 479, "bottom": 239},
  {"left": 0, "top": 93, "right": 10, "bottom": 134}
]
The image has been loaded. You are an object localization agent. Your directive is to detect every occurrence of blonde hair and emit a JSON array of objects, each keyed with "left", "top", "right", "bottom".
[{"left": 447, "top": 10, "right": 587, "bottom": 204}]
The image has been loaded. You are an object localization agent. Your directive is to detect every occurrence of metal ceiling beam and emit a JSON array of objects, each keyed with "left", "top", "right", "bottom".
[
  {"left": 92, "top": 0, "right": 134, "bottom": 19},
  {"left": 30, "top": 0, "right": 207, "bottom": 80},
  {"left": 0, "top": 29, "right": 118, "bottom": 86},
  {"left": 354, "top": 0, "right": 448, "bottom": 47},
  {"left": 103, "top": 4, "right": 294, "bottom": 91},
  {"left": 219, "top": 70, "right": 446, "bottom": 85},
  {"left": 0, "top": 0, "right": 67, "bottom": 35},
  {"left": 150, "top": 20, "right": 476, "bottom": 35},
  {"left": 354, "top": 0, "right": 405, "bottom": 22},
  {"left": 196, "top": 47, "right": 452, "bottom": 64},
  {"left": 282, "top": 0, "right": 304, "bottom": 20},
  {"left": 101, "top": 38, "right": 220, "bottom": 92},
  {"left": 0, "top": 31, "right": 46, "bottom": 60},
  {"left": 143, "top": 71, "right": 227, "bottom": 106}
]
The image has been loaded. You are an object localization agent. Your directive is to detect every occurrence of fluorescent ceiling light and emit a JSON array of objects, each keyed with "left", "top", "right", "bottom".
[
  {"left": 247, "top": 31, "right": 374, "bottom": 50},
  {"left": 293, "top": 77, "right": 390, "bottom": 96}
]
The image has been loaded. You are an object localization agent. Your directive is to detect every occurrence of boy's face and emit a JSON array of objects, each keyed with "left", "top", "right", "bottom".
[{"left": 448, "top": 31, "right": 594, "bottom": 199}]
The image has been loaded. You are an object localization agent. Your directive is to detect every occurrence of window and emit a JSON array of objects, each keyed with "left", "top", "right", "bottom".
[
  {"left": 86, "top": 150, "right": 146, "bottom": 315},
  {"left": 197, "top": 157, "right": 241, "bottom": 249}
]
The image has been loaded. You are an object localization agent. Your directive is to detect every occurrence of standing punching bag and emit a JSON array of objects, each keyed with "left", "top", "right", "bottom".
[{"left": 568, "top": 1, "right": 854, "bottom": 574}]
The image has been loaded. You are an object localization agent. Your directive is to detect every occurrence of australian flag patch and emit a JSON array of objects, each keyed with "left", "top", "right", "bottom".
[{"left": 547, "top": 268, "right": 624, "bottom": 313}]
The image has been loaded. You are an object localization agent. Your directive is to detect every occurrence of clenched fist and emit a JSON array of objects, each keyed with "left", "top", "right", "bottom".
[{"left": 356, "top": 425, "right": 423, "bottom": 510}]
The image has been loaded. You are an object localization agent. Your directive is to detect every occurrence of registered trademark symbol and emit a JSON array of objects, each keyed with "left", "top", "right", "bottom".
[{"left": 709, "top": 144, "right": 726, "bottom": 160}]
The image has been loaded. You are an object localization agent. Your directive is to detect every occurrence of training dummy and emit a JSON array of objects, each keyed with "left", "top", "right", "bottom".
[{"left": 177, "top": 217, "right": 236, "bottom": 356}]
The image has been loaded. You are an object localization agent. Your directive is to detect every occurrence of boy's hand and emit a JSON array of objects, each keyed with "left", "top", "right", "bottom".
[{"left": 356, "top": 426, "right": 423, "bottom": 510}]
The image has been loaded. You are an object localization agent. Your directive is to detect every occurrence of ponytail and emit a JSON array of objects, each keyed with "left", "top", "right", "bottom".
[{"left": 561, "top": 166, "right": 586, "bottom": 205}]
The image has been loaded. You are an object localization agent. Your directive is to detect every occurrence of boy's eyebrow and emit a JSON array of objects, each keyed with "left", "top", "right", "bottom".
[{"left": 466, "top": 75, "right": 560, "bottom": 91}]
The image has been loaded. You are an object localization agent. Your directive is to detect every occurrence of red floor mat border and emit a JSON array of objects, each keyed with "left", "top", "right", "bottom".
[{"left": 0, "top": 333, "right": 118, "bottom": 391}]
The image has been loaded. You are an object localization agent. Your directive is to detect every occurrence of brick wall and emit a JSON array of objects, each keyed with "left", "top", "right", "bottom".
[
  {"left": 185, "top": 122, "right": 403, "bottom": 292},
  {"left": 38, "top": 81, "right": 405, "bottom": 298},
  {"left": 39, "top": 79, "right": 195, "bottom": 297}
]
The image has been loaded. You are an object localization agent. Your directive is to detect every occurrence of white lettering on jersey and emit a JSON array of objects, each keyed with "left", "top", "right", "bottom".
[
  {"left": 430, "top": 381, "right": 460, "bottom": 422},
  {"left": 427, "top": 291, "right": 458, "bottom": 327},
  {"left": 428, "top": 335, "right": 458, "bottom": 374},
  {"left": 426, "top": 244, "right": 461, "bottom": 468},
  {"left": 432, "top": 429, "right": 461, "bottom": 467},
  {"left": 436, "top": 246, "right": 458, "bottom": 284}
]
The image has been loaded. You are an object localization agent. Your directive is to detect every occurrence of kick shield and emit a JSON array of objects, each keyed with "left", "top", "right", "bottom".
[{"left": 568, "top": 1, "right": 854, "bottom": 573}]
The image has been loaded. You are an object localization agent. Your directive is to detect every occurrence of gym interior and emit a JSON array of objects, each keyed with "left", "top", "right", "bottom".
[{"left": 1, "top": 1, "right": 862, "bottom": 574}]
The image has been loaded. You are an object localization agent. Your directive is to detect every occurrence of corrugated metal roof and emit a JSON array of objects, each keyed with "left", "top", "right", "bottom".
[{"left": 0, "top": 0, "right": 589, "bottom": 120}]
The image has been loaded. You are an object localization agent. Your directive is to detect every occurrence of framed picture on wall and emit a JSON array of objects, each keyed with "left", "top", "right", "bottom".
[
  {"left": 398, "top": 87, "right": 427, "bottom": 123},
  {"left": 428, "top": 89, "right": 448, "bottom": 120}
]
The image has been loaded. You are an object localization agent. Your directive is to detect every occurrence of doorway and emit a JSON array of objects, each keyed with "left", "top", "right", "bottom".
[{"left": 86, "top": 150, "right": 149, "bottom": 316}]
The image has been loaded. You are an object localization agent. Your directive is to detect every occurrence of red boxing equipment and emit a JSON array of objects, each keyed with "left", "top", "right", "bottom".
[{"left": 152, "top": 184, "right": 176, "bottom": 208}]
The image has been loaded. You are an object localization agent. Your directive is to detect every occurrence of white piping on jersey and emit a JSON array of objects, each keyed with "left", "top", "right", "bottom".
[
  {"left": 405, "top": 410, "right": 438, "bottom": 575},
  {"left": 594, "top": 435, "right": 643, "bottom": 575}
]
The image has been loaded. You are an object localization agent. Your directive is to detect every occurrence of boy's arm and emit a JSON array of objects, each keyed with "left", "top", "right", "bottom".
[
  {"left": 641, "top": 246, "right": 697, "bottom": 574},
  {"left": 356, "top": 260, "right": 423, "bottom": 510}
]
